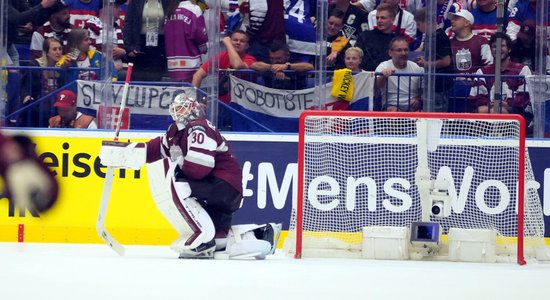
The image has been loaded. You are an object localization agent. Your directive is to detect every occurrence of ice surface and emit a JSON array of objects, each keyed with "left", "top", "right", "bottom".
[{"left": 0, "top": 242, "right": 549, "bottom": 300}]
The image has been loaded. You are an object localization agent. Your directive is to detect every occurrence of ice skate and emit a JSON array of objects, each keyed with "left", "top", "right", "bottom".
[{"left": 178, "top": 239, "right": 216, "bottom": 259}]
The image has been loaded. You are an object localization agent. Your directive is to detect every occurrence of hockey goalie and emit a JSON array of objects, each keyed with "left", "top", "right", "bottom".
[{"left": 99, "top": 92, "right": 281, "bottom": 259}]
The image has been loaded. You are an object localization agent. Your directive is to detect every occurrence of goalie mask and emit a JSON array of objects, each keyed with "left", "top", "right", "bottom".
[{"left": 169, "top": 93, "right": 204, "bottom": 125}]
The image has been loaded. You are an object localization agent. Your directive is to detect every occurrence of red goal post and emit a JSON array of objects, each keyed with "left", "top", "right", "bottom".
[{"left": 288, "top": 111, "right": 546, "bottom": 264}]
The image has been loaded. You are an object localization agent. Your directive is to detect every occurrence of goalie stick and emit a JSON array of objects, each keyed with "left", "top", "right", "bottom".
[{"left": 96, "top": 63, "right": 134, "bottom": 255}]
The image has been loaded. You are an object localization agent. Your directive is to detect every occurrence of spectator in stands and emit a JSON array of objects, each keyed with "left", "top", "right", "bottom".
[
  {"left": 221, "top": 0, "right": 242, "bottom": 35},
  {"left": 251, "top": 41, "right": 314, "bottom": 90},
  {"left": 367, "top": 0, "right": 417, "bottom": 49},
  {"left": 375, "top": 36, "right": 424, "bottom": 111},
  {"left": 63, "top": 0, "right": 101, "bottom": 28},
  {"left": 471, "top": 0, "right": 509, "bottom": 40},
  {"left": 329, "top": 0, "right": 369, "bottom": 44},
  {"left": 30, "top": 1, "right": 73, "bottom": 59},
  {"left": 506, "top": 0, "right": 545, "bottom": 71},
  {"left": 7, "top": 0, "right": 54, "bottom": 66},
  {"left": 356, "top": 4, "right": 396, "bottom": 71},
  {"left": 283, "top": 0, "right": 316, "bottom": 63},
  {"left": 344, "top": 47, "right": 364, "bottom": 73},
  {"left": 414, "top": 8, "right": 453, "bottom": 112},
  {"left": 48, "top": 89, "right": 98, "bottom": 129},
  {"left": 117, "top": 0, "right": 129, "bottom": 27},
  {"left": 447, "top": 9, "right": 492, "bottom": 112},
  {"left": 164, "top": 0, "right": 208, "bottom": 83},
  {"left": 83, "top": 3, "right": 127, "bottom": 74},
  {"left": 448, "top": 9, "right": 492, "bottom": 74},
  {"left": 192, "top": 30, "right": 256, "bottom": 130},
  {"left": 243, "top": 0, "right": 286, "bottom": 63},
  {"left": 435, "top": 0, "right": 465, "bottom": 34},
  {"left": 326, "top": 9, "right": 351, "bottom": 71},
  {"left": 192, "top": 30, "right": 256, "bottom": 104},
  {"left": 56, "top": 28, "right": 118, "bottom": 81},
  {"left": 123, "top": 0, "right": 170, "bottom": 81},
  {"left": 21, "top": 38, "right": 65, "bottom": 127},
  {"left": 469, "top": 32, "right": 532, "bottom": 122},
  {"left": 326, "top": 47, "right": 365, "bottom": 111}
]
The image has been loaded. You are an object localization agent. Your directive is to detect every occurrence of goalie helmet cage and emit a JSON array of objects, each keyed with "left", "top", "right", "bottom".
[{"left": 289, "top": 111, "right": 546, "bottom": 265}]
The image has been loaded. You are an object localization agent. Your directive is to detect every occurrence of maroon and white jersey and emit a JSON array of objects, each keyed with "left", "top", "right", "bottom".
[
  {"left": 450, "top": 34, "right": 493, "bottom": 74},
  {"left": 30, "top": 22, "right": 73, "bottom": 59},
  {"left": 469, "top": 61, "right": 531, "bottom": 108},
  {"left": 146, "top": 118, "right": 242, "bottom": 194}
]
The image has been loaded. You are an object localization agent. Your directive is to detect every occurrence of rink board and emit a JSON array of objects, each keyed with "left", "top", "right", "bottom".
[{"left": 0, "top": 129, "right": 549, "bottom": 245}]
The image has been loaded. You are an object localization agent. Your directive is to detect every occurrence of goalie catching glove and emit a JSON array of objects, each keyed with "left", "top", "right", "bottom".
[{"left": 99, "top": 141, "right": 147, "bottom": 170}]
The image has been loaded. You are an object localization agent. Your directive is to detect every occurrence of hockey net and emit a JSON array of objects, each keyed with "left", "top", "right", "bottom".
[{"left": 284, "top": 111, "right": 546, "bottom": 264}]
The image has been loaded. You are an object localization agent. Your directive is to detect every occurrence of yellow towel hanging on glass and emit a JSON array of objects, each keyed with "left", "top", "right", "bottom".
[{"left": 331, "top": 68, "right": 354, "bottom": 102}]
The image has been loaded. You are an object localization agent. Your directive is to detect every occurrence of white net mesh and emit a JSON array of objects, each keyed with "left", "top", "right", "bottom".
[{"left": 287, "top": 113, "right": 545, "bottom": 258}]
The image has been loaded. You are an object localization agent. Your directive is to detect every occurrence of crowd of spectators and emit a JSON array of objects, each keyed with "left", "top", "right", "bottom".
[{"left": 4, "top": 0, "right": 550, "bottom": 131}]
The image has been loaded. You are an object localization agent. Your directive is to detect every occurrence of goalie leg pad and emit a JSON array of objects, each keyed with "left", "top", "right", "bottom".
[
  {"left": 147, "top": 159, "right": 215, "bottom": 254},
  {"left": 169, "top": 196, "right": 215, "bottom": 253},
  {"left": 148, "top": 159, "right": 192, "bottom": 236}
]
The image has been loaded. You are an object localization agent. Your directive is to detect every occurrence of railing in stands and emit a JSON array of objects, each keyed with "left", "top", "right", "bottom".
[{"left": 1, "top": 66, "right": 547, "bottom": 135}]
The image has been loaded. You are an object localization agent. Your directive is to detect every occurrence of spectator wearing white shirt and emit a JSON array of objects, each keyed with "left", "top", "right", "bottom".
[{"left": 375, "top": 36, "right": 424, "bottom": 111}]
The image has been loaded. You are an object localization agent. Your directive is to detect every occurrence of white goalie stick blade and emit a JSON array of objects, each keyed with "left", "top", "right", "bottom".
[{"left": 97, "top": 167, "right": 125, "bottom": 256}]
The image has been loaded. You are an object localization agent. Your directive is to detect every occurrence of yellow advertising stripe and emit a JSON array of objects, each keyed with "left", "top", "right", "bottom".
[{"left": 0, "top": 135, "right": 177, "bottom": 244}]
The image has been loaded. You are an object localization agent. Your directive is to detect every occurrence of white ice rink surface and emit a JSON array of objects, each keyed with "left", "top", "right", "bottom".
[{"left": 1, "top": 243, "right": 549, "bottom": 300}]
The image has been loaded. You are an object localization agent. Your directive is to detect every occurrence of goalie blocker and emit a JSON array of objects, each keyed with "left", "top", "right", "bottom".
[{"left": 99, "top": 92, "right": 281, "bottom": 259}]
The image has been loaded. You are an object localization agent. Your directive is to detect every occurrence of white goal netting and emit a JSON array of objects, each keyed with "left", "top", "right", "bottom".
[{"left": 287, "top": 112, "right": 545, "bottom": 260}]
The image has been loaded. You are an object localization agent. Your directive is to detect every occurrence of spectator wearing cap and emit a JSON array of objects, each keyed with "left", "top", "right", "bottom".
[
  {"left": 30, "top": 1, "right": 74, "bottom": 59},
  {"left": 433, "top": 0, "right": 466, "bottom": 35},
  {"left": 48, "top": 90, "right": 97, "bottom": 129},
  {"left": 448, "top": 9, "right": 492, "bottom": 74}
]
